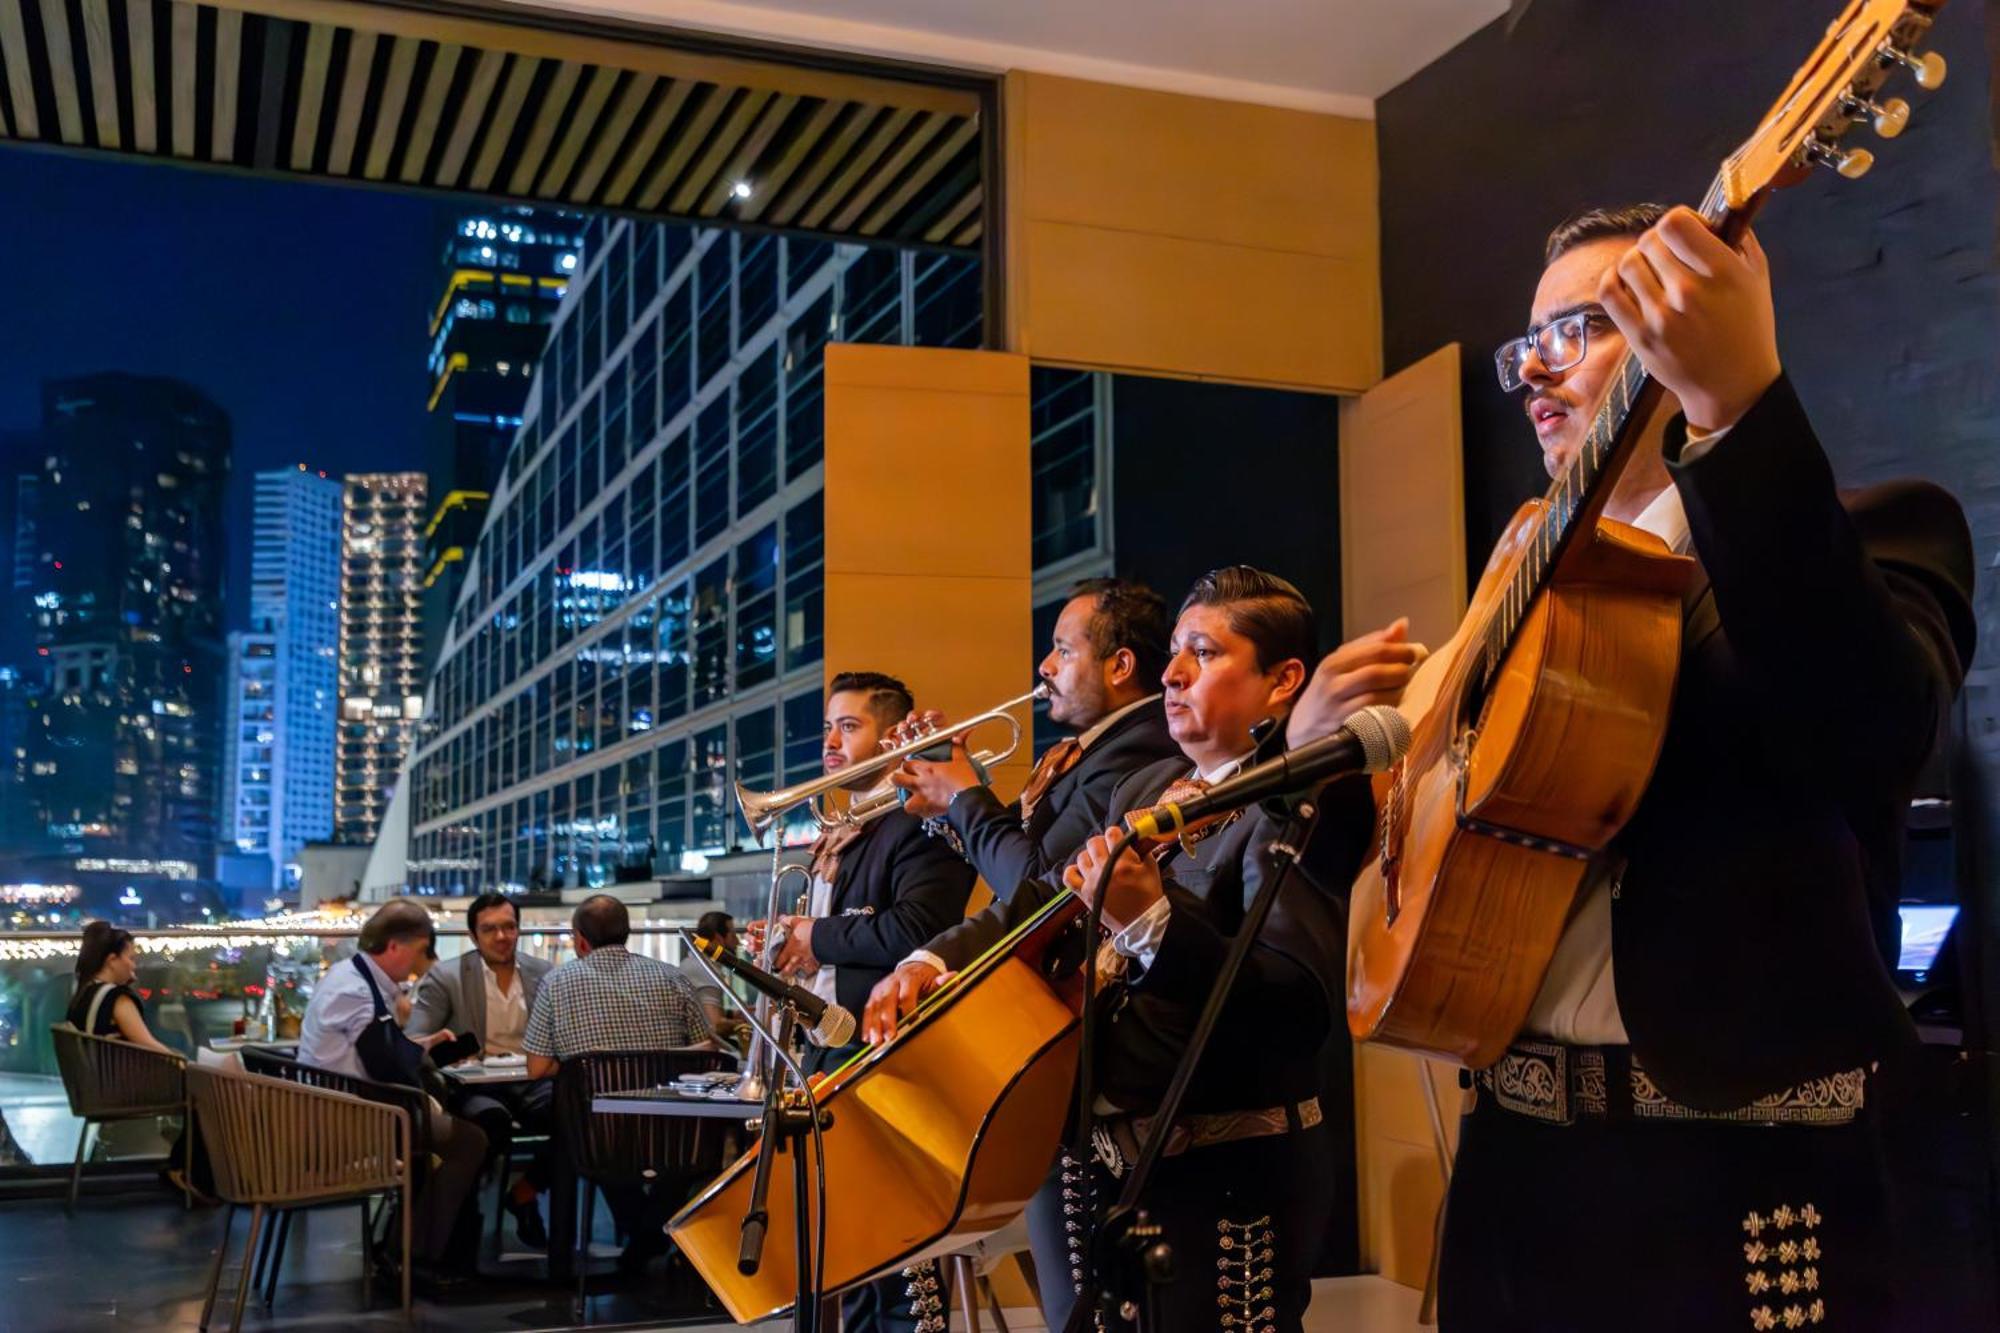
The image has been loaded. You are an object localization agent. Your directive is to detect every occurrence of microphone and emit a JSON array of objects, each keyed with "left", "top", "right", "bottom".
[
  {"left": 687, "top": 931, "right": 859, "bottom": 1048},
  {"left": 1125, "top": 704, "right": 1413, "bottom": 840}
]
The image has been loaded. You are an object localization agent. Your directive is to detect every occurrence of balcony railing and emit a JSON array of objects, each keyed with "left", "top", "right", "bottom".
[{"left": 0, "top": 922, "right": 698, "bottom": 1179}]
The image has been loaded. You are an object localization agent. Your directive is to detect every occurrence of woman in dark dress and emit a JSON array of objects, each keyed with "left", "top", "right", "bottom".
[{"left": 69, "top": 921, "right": 213, "bottom": 1197}]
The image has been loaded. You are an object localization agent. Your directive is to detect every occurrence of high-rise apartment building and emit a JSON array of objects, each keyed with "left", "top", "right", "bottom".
[
  {"left": 423, "top": 207, "right": 585, "bottom": 675},
  {"left": 401, "top": 218, "right": 981, "bottom": 894},
  {"left": 219, "top": 467, "right": 342, "bottom": 888},
  {"left": 338, "top": 472, "right": 427, "bottom": 845},
  {"left": 0, "top": 374, "right": 230, "bottom": 874}
]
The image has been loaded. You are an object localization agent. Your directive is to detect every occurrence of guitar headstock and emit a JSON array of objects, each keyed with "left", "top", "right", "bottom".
[{"left": 1716, "top": 0, "right": 1948, "bottom": 215}]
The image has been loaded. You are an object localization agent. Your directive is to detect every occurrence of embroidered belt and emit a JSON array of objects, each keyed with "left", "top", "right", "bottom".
[
  {"left": 1472, "top": 1040, "right": 1864, "bottom": 1128},
  {"left": 1091, "top": 1097, "right": 1321, "bottom": 1177}
]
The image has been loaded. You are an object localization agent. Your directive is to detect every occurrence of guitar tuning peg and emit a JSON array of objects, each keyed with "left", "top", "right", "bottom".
[
  {"left": 1806, "top": 137, "right": 1875, "bottom": 180},
  {"left": 1843, "top": 91, "right": 1910, "bottom": 139},
  {"left": 1880, "top": 41, "right": 1947, "bottom": 90}
]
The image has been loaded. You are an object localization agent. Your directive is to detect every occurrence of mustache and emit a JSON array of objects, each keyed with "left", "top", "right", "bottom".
[{"left": 1525, "top": 388, "right": 1579, "bottom": 417}]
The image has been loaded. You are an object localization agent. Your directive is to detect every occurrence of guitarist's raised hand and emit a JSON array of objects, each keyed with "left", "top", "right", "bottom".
[
  {"left": 1596, "top": 204, "right": 1782, "bottom": 436},
  {"left": 1286, "top": 618, "right": 1428, "bottom": 751}
]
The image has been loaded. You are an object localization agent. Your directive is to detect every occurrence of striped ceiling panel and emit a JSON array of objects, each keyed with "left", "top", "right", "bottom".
[{"left": 0, "top": 0, "right": 985, "bottom": 248}]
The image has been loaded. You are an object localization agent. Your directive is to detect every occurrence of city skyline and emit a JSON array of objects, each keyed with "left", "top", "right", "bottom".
[{"left": 0, "top": 147, "right": 446, "bottom": 633}]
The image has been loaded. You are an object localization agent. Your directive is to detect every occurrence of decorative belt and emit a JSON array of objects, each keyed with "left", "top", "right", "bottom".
[
  {"left": 1091, "top": 1097, "right": 1322, "bottom": 1177},
  {"left": 1472, "top": 1040, "right": 1865, "bottom": 1128}
]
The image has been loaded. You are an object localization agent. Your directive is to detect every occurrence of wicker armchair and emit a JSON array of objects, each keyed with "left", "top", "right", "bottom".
[
  {"left": 186, "top": 1064, "right": 413, "bottom": 1332},
  {"left": 47, "top": 1023, "right": 189, "bottom": 1213},
  {"left": 236, "top": 1047, "right": 437, "bottom": 1306},
  {"left": 555, "top": 1049, "right": 733, "bottom": 1321}
]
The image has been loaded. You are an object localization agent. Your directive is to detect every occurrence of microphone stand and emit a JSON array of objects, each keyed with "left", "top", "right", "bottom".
[
  {"left": 734, "top": 1001, "right": 831, "bottom": 1333},
  {"left": 683, "top": 939, "right": 829, "bottom": 1333},
  {"left": 1062, "top": 799, "right": 1319, "bottom": 1333}
]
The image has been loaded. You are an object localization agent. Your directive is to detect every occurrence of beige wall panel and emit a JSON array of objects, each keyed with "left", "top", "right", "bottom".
[
  {"left": 1004, "top": 69, "right": 1380, "bottom": 394},
  {"left": 1024, "top": 219, "right": 1376, "bottom": 390},
  {"left": 1338, "top": 343, "right": 1466, "bottom": 649},
  {"left": 822, "top": 343, "right": 1033, "bottom": 814},
  {"left": 1353, "top": 1045, "right": 1461, "bottom": 1289}
]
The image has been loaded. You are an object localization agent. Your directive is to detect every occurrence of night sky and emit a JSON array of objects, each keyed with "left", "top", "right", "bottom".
[{"left": 0, "top": 145, "right": 449, "bottom": 628}]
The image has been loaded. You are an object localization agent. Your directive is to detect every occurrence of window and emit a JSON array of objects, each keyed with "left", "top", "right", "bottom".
[
  {"left": 738, "top": 236, "right": 778, "bottom": 342},
  {"left": 655, "top": 737, "right": 688, "bottom": 863},
  {"left": 697, "top": 239, "right": 734, "bottom": 389},
  {"left": 1030, "top": 369, "right": 1101, "bottom": 566},
  {"left": 656, "top": 582, "right": 690, "bottom": 723},
  {"left": 782, "top": 495, "right": 823, "bottom": 669},
  {"left": 603, "top": 361, "right": 629, "bottom": 479},
  {"left": 690, "top": 723, "right": 730, "bottom": 852},
  {"left": 733, "top": 706, "right": 776, "bottom": 843},
  {"left": 658, "top": 430, "right": 691, "bottom": 572},
  {"left": 605, "top": 231, "right": 631, "bottom": 353},
  {"left": 842, "top": 247, "right": 903, "bottom": 345},
  {"left": 785, "top": 238, "right": 834, "bottom": 298},
  {"left": 660, "top": 285, "right": 694, "bottom": 425},
  {"left": 734, "top": 522, "right": 778, "bottom": 688},
  {"left": 693, "top": 396, "right": 731, "bottom": 547},
  {"left": 630, "top": 320, "right": 659, "bottom": 454},
  {"left": 735, "top": 348, "right": 778, "bottom": 515},
  {"left": 633, "top": 225, "right": 662, "bottom": 317},
  {"left": 912, "top": 252, "right": 982, "bottom": 349},
  {"left": 783, "top": 294, "right": 832, "bottom": 479},
  {"left": 691, "top": 556, "right": 729, "bottom": 707}
]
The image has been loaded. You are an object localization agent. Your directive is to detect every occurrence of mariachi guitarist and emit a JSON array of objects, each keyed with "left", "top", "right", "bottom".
[
  {"left": 1287, "top": 204, "right": 1975, "bottom": 1330},
  {"left": 867, "top": 567, "right": 1420, "bottom": 1333}
]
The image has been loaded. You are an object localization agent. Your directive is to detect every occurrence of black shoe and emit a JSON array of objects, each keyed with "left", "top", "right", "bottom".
[{"left": 505, "top": 1193, "right": 549, "bottom": 1249}]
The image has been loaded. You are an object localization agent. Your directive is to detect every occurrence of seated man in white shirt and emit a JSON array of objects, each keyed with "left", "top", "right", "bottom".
[
  {"left": 408, "top": 892, "right": 556, "bottom": 1249},
  {"left": 298, "top": 898, "right": 489, "bottom": 1283}
]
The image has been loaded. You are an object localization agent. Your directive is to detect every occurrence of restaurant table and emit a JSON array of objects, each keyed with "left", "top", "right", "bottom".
[{"left": 590, "top": 1086, "right": 761, "bottom": 1118}]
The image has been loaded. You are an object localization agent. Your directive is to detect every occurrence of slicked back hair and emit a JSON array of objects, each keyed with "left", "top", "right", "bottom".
[
  {"left": 828, "top": 670, "right": 915, "bottom": 729},
  {"left": 1072, "top": 577, "right": 1171, "bottom": 684},
  {"left": 1544, "top": 203, "right": 1668, "bottom": 265},
  {"left": 1179, "top": 566, "right": 1317, "bottom": 675}
]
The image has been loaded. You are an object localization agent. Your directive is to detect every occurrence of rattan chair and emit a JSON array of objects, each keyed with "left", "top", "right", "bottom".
[
  {"left": 186, "top": 1064, "right": 413, "bottom": 1332},
  {"left": 47, "top": 1022, "right": 189, "bottom": 1213},
  {"left": 554, "top": 1049, "right": 733, "bottom": 1321},
  {"left": 236, "top": 1048, "right": 436, "bottom": 1309}
]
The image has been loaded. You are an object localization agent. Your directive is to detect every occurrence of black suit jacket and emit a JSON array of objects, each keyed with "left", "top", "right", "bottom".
[
  {"left": 928, "top": 745, "right": 1373, "bottom": 1116},
  {"left": 1610, "top": 375, "right": 1975, "bottom": 1110},
  {"left": 809, "top": 808, "right": 976, "bottom": 1016},
  {"left": 941, "top": 698, "right": 1181, "bottom": 900}
]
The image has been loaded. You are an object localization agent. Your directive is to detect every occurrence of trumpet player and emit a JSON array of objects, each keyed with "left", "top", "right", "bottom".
[
  {"left": 871, "top": 577, "right": 1182, "bottom": 1021},
  {"left": 754, "top": 670, "right": 976, "bottom": 1333}
]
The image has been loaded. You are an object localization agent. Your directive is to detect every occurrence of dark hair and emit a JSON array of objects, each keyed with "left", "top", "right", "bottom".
[
  {"left": 1072, "top": 577, "right": 1172, "bottom": 684},
  {"left": 1179, "top": 566, "right": 1318, "bottom": 674},
  {"left": 828, "top": 670, "right": 915, "bottom": 729},
  {"left": 358, "top": 899, "right": 435, "bottom": 956},
  {"left": 573, "top": 894, "right": 631, "bottom": 949},
  {"left": 1543, "top": 203, "right": 1669, "bottom": 265},
  {"left": 694, "top": 910, "right": 735, "bottom": 942},
  {"left": 466, "top": 891, "right": 520, "bottom": 935},
  {"left": 76, "top": 920, "right": 134, "bottom": 982}
]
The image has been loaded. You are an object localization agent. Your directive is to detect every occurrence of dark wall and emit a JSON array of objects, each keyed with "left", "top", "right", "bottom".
[{"left": 1110, "top": 374, "right": 1343, "bottom": 653}]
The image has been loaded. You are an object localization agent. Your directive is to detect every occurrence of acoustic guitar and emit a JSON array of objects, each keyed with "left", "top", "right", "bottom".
[{"left": 1347, "top": 0, "right": 1950, "bottom": 1068}]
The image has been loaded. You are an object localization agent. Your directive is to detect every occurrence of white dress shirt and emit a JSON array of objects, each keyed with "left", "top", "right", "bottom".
[
  {"left": 481, "top": 962, "right": 528, "bottom": 1056},
  {"left": 298, "top": 951, "right": 400, "bottom": 1079},
  {"left": 1521, "top": 467, "right": 1703, "bottom": 1045}
]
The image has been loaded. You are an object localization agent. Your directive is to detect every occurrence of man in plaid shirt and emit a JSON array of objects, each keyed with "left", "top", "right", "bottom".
[
  {"left": 524, "top": 895, "right": 715, "bottom": 1075},
  {"left": 525, "top": 894, "right": 717, "bottom": 1273}
]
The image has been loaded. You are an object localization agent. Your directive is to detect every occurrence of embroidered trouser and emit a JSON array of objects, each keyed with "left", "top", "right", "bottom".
[
  {"left": 1439, "top": 1096, "right": 1892, "bottom": 1331},
  {"left": 1026, "top": 1127, "right": 1333, "bottom": 1333}
]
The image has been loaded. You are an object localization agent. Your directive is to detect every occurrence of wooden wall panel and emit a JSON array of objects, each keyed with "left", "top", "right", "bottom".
[
  {"left": 1003, "top": 70, "right": 1381, "bottom": 394},
  {"left": 1338, "top": 343, "right": 1465, "bottom": 647},
  {"left": 822, "top": 343, "right": 1034, "bottom": 809}
]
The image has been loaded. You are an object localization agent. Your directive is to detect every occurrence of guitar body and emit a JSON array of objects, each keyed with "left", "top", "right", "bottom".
[
  {"left": 668, "top": 896, "right": 1086, "bottom": 1323},
  {"left": 1348, "top": 498, "right": 1694, "bottom": 1067}
]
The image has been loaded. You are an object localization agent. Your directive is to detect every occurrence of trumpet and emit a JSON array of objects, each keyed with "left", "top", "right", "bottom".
[{"left": 734, "top": 684, "right": 1050, "bottom": 840}]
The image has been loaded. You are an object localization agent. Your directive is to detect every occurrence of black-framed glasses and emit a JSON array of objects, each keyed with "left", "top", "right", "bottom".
[{"left": 1493, "top": 307, "right": 1612, "bottom": 392}]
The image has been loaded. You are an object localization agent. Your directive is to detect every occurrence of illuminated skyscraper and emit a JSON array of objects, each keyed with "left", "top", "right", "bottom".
[
  {"left": 422, "top": 207, "right": 585, "bottom": 675},
  {"left": 220, "top": 467, "right": 341, "bottom": 889},
  {"left": 1, "top": 374, "right": 229, "bottom": 877},
  {"left": 338, "top": 472, "right": 427, "bottom": 845}
]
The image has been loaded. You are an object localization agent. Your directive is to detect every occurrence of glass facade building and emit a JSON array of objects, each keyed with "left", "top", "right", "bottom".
[
  {"left": 338, "top": 473, "right": 428, "bottom": 846},
  {"left": 220, "top": 467, "right": 342, "bottom": 888},
  {"left": 403, "top": 216, "right": 981, "bottom": 894},
  {"left": 423, "top": 207, "right": 585, "bottom": 675}
]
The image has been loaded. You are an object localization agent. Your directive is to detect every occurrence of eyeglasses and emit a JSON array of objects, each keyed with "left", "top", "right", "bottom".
[{"left": 1493, "top": 307, "right": 1613, "bottom": 393}]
